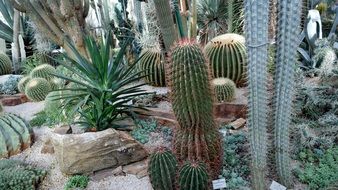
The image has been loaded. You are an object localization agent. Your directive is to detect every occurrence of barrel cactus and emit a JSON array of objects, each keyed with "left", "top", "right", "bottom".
[
  {"left": 169, "top": 40, "right": 222, "bottom": 177},
  {"left": 0, "top": 52, "right": 12, "bottom": 75},
  {"left": 18, "top": 76, "right": 31, "bottom": 93},
  {"left": 49, "top": 78, "right": 61, "bottom": 90},
  {"left": 139, "top": 49, "right": 166, "bottom": 87},
  {"left": 25, "top": 78, "right": 51, "bottom": 102},
  {"left": 30, "top": 64, "right": 56, "bottom": 80},
  {"left": 212, "top": 78, "right": 236, "bottom": 102},
  {"left": 178, "top": 161, "right": 209, "bottom": 190},
  {"left": 204, "top": 33, "right": 247, "bottom": 86},
  {"left": 148, "top": 148, "right": 177, "bottom": 190}
]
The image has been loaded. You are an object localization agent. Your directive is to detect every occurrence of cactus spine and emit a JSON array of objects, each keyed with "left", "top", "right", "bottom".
[
  {"left": 139, "top": 49, "right": 166, "bottom": 87},
  {"left": 30, "top": 64, "right": 56, "bottom": 80},
  {"left": 148, "top": 148, "right": 177, "bottom": 190},
  {"left": 18, "top": 76, "right": 31, "bottom": 93},
  {"left": 244, "top": 0, "right": 270, "bottom": 189},
  {"left": 178, "top": 161, "right": 209, "bottom": 190},
  {"left": 212, "top": 78, "right": 236, "bottom": 102},
  {"left": 272, "top": 0, "right": 301, "bottom": 187},
  {"left": 0, "top": 52, "right": 12, "bottom": 75},
  {"left": 25, "top": 78, "right": 51, "bottom": 102},
  {"left": 169, "top": 41, "right": 222, "bottom": 177}
]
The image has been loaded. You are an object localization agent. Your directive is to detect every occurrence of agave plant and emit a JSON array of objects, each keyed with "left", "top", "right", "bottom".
[{"left": 52, "top": 33, "right": 149, "bottom": 131}]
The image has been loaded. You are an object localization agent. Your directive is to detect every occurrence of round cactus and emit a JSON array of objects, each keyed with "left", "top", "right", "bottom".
[
  {"left": 49, "top": 78, "right": 61, "bottom": 90},
  {"left": 138, "top": 49, "right": 166, "bottom": 87},
  {"left": 179, "top": 161, "right": 209, "bottom": 190},
  {"left": 18, "top": 76, "right": 31, "bottom": 93},
  {"left": 0, "top": 52, "right": 12, "bottom": 75},
  {"left": 204, "top": 33, "right": 247, "bottom": 86},
  {"left": 25, "top": 78, "right": 51, "bottom": 102},
  {"left": 30, "top": 64, "right": 56, "bottom": 80},
  {"left": 148, "top": 148, "right": 177, "bottom": 190},
  {"left": 212, "top": 78, "right": 236, "bottom": 102}
]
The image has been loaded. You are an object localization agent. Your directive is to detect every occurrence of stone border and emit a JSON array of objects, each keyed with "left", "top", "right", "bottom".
[{"left": 0, "top": 93, "right": 29, "bottom": 106}]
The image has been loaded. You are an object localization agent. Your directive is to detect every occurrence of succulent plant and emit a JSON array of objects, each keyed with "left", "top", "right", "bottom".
[
  {"left": 30, "top": 64, "right": 56, "bottom": 80},
  {"left": 138, "top": 49, "right": 166, "bottom": 87},
  {"left": 178, "top": 161, "right": 209, "bottom": 190},
  {"left": 148, "top": 148, "right": 177, "bottom": 190},
  {"left": 0, "top": 75, "right": 21, "bottom": 95},
  {"left": 18, "top": 76, "right": 31, "bottom": 93},
  {"left": 49, "top": 78, "right": 61, "bottom": 90},
  {"left": 0, "top": 52, "right": 12, "bottom": 75},
  {"left": 204, "top": 33, "right": 247, "bottom": 86},
  {"left": 25, "top": 78, "right": 51, "bottom": 102},
  {"left": 212, "top": 78, "right": 236, "bottom": 102},
  {"left": 0, "top": 102, "right": 3, "bottom": 113}
]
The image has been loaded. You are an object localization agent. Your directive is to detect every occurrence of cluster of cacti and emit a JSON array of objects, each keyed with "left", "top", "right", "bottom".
[
  {"left": 204, "top": 33, "right": 247, "bottom": 86},
  {"left": 25, "top": 78, "right": 51, "bottom": 102},
  {"left": 0, "top": 52, "right": 12, "bottom": 75},
  {"left": 148, "top": 148, "right": 177, "bottom": 190},
  {"left": 18, "top": 76, "right": 31, "bottom": 93},
  {"left": 212, "top": 78, "right": 236, "bottom": 102},
  {"left": 30, "top": 64, "right": 56, "bottom": 80},
  {"left": 0, "top": 159, "right": 46, "bottom": 190},
  {"left": 138, "top": 49, "right": 166, "bottom": 87},
  {"left": 179, "top": 161, "right": 209, "bottom": 190}
]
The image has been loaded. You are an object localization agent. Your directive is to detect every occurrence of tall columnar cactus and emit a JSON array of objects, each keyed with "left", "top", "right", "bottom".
[
  {"left": 178, "top": 161, "right": 209, "bottom": 190},
  {"left": 0, "top": 52, "right": 12, "bottom": 75},
  {"left": 204, "top": 34, "right": 247, "bottom": 86},
  {"left": 244, "top": 0, "right": 270, "bottom": 189},
  {"left": 272, "top": 0, "right": 302, "bottom": 187},
  {"left": 148, "top": 148, "right": 178, "bottom": 190},
  {"left": 212, "top": 78, "right": 236, "bottom": 102},
  {"left": 25, "top": 78, "right": 51, "bottom": 102},
  {"left": 30, "top": 64, "right": 56, "bottom": 80},
  {"left": 169, "top": 41, "right": 222, "bottom": 177},
  {"left": 18, "top": 76, "right": 31, "bottom": 93},
  {"left": 139, "top": 49, "right": 166, "bottom": 87}
]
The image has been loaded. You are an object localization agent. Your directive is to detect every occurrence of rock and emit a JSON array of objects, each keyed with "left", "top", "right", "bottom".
[
  {"left": 122, "top": 159, "right": 148, "bottom": 179},
  {"left": 0, "top": 94, "right": 28, "bottom": 106},
  {"left": 112, "top": 166, "right": 125, "bottom": 176},
  {"left": 51, "top": 128, "right": 148, "bottom": 175},
  {"left": 53, "top": 125, "right": 72, "bottom": 134},
  {"left": 230, "top": 118, "right": 246, "bottom": 129},
  {"left": 41, "top": 139, "right": 54, "bottom": 154}
]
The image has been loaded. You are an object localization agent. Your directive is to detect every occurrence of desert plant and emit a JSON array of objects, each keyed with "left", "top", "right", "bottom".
[
  {"left": 25, "top": 78, "right": 51, "bottom": 102},
  {"left": 148, "top": 148, "right": 178, "bottom": 190},
  {"left": 0, "top": 74, "right": 21, "bottom": 95},
  {"left": 18, "top": 75, "right": 31, "bottom": 93},
  {"left": 49, "top": 78, "right": 61, "bottom": 90},
  {"left": 178, "top": 161, "right": 209, "bottom": 190},
  {"left": 0, "top": 52, "right": 12, "bottom": 75},
  {"left": 138, "top": 49, "right": 166, "bottom": 87},
  {"left": 0, "top": 102, "right": 3, "bottom": 112},
  {"left": 64, "top": 175, "right": 89, "bottom": 190},
  {"left": 131, "top": 119, "right": 158, "bottom": 144},
  {"left": 212, "top": 78, "right": 236, "bottom": 102},
  {"left": 30, "top": 64, "right": 56, "bottom": 80},
  {"left": 204, "top": 33, "right": 247, "bottom": 86}
]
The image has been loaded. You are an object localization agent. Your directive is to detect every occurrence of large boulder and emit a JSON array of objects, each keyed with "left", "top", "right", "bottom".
[{"left": 51, "top": 128, "right": 148, "bottom": 174}]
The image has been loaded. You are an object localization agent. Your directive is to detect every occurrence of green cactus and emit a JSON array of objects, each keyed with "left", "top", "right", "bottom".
[
  {"left": 212, "top": 78, "right": 236, "bottom": 102},
  {"left": 204, "top": 33, "right": 247, "bottom": 86},
  {"left": 169, "top": 41, "right": 222, "bottom": 177},
  {"left": 25, "top": 78, "right": 51, "bottom": 102},
  {"left": 49, "top": 78, "right": 61, "bottom": 90},
  {"left": 18, "top": 76, "right": 31, "bottom": 93},
  {"left": 0, "top": 52, "right": 12, "bottom": 75},
  {"left": 178, "top": 161, "right": 209, "bottom": 190},
  {"left": 30, "top": 64, "right": 56, "bottom": 80},
  {"left": 0, "top": 113, "right": 33, "bottom": 158},
  {"left": 139, "top": 49, "right": 166, "bottom": 87},
  {"left": 0, "top": 102, "right": 3, "bottom": 113},
  {"left": 148, "top": 148, "right": 178, "bottom": 190}
]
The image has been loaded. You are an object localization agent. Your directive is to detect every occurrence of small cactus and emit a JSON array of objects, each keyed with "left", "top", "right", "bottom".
[
  {"left": 212, "top": 78, "right": 236, "bottom": 102},
  {"left": 18, "top": 76, "right": 31, "bottom": 93},
  {"left": 204, "top": 33, "right": 247, "bottom": 86},
  {"left": 139, "top": 49, "right": 166, "bottom": 87},
  {"left": 30, "top": 64, "right": 56, "bottom": 80},
  {"left": 0, "top": 52, "right": 12, "bottom": 75},
  {"left": 148, "top": 148, "right": 177, "bottom": 190},
  {"left": 25, "top": 78, "right": 51, "bottom": 102},
  {"left": 178, "top": 161, "right": 209, "bottom": 190}
]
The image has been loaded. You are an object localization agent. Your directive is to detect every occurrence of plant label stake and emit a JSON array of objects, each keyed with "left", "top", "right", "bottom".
[
  {"left": 269, "top": 181, "right": 286, "bottom": 190},
  {"left": 212, "top": 178, "right": 227, "bottom": 189}
]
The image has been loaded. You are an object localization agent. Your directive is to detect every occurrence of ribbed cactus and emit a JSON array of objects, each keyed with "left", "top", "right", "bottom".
[
  {"left": 169, "top": 40, "right": 222, "bottom": 177},
  {"left": 49, "top": 78, "right": 61, "bottom": 90},
  {"left": 272, "top": 0, "right": 301, "bottom": 187},
  {"left": 212, "top": 78, "right": 236, "bottom": 102},
  {"left": 0, "top": 113, "right": 33, "bottom": 158},
  {"left": 0, "top": 52, "right": 12, "bottom": 75},
  {"left": 204, "top": 33, "right": 247, "bottom": 86},
  {"left": 30, "top": 64, "right": 56, "bottom": 80},
  {"left": 139, "top": 49, "right": 166, "bottom": 87},
  {"left": 148, "top": 148, "right": 178, "bottom": 190},
  {"left": 25, "top": 78, "right": 51, "bottom": 102},
  {"left": 18, "top": 76, "right": 31, "bottom": 93},
  {"left": 244, "top": 0, "right": 270, "bottom": 189},
  {"left": 178, "top": 161, "right": 209, "bottom": 190}
]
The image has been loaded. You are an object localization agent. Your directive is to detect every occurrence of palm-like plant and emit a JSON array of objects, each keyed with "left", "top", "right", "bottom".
[{"left": 52, "top": 33, "right": 149, "bottom": 131}]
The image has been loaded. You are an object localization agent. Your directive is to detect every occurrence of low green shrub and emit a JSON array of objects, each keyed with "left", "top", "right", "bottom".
[
  {"left": 131, "top": 120, "right": 157, "bottom": 144},
  {"left": 64, "top": 175, "right": 89, "bottom": 190}
]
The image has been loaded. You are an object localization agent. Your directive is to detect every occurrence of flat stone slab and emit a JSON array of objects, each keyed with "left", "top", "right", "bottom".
[{"left": 0, "top": 94, "right": 28, "bottom": 106}]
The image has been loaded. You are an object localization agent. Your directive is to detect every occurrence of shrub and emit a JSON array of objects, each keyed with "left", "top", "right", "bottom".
[{"left": 64, "top": 175, "right": 89, "bottom": 190}]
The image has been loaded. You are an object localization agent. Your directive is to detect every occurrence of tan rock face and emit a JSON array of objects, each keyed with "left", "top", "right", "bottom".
[{"left": 51, "top": 128, "right": 148, "bottom": 175}]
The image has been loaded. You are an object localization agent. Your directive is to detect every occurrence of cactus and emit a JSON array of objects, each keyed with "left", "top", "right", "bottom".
[
  {"left": 30, "top": 64, "right": 56, "bottom": 80},
  {"left": 18, "top": 76, "right": 31, "bottom": 93},
  {"left": 139, "top": 49, "right": 166, "bottom": 87},
  {"left": 204, "top": 33, "right": 247, "bottom": 86},
  {"left": 49, "top": 78, "right": 61, "bottom": 90},
  {"left": 0, "top": 113, "right": 33, "bottom": 158},
  {"left": 244, "top": 0, "right": 270, "bottom": 189},
  {"left": 169, "top": 40, "right": 222, "bottom": 177},
  {"left": 0, "top": 102, "right": 3, "bottom": 113},
  {"left": 178, "top": 161, "right": 209, "bottom": 190},
  {"left": 148, "top": 148, "right": 177, "bottom": 190},
  {"left": 272, "top": 0, "right": 302, "bottom": 187},
  {"left": 212, "top": 78, "right": 236, "bottom": 102},
  {"left": 0, "top": 52, "right": 12, "bottom": 75},
  {"left": 25, "top": 78, "right": 51, "bottom": 102}
]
